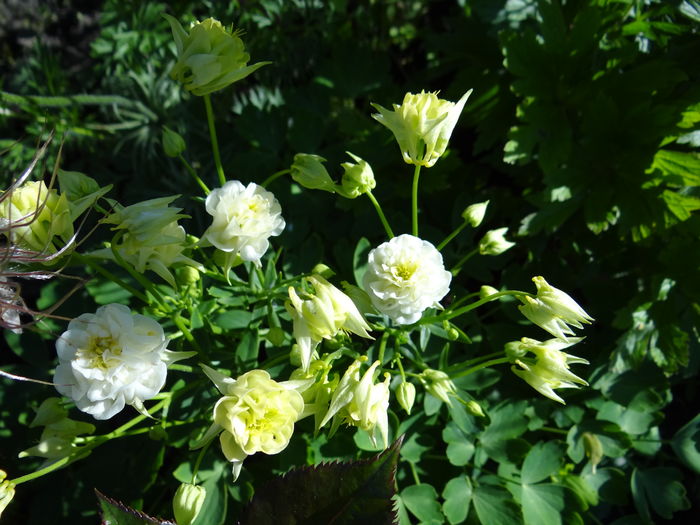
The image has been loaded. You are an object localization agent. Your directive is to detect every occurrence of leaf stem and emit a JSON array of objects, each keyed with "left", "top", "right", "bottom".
[
  {"left": 204, "top": 94, "right": 226, "bottom": 186},
  {"left": 262, "top": 169, "right": 290, "bottom": 188}
]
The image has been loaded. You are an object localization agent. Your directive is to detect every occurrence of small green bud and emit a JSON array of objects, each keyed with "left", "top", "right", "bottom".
[
  {"left": 173, "top": 483, "right": 207, "bottom": 525},
  {"left": 465, "top": 400, "right": 485, "bottom": 418},
  {"left": 582, "top": 432, "right": 603, "bottom": 474},
  {"left": 339, "top": 152, "right": 376, "bottom": 199},
  {"left": 479, "top": 228, "right": 515, "bottom": 256},
  {"left": 461, "top": 200, "right": 489, "bottom": 227},
  {"left": 311, "top": 263, "right": 336, "bottom": 279},
  {"left": 442, "top": 320, "right": 459, "bottom": 341},
  {"left": 421, "top": 369, "right": 457, "bottom": 404},
  {"left": 504, "top": 341, "right": 527, "bottom": 361},
  {"left": 396, "top": 381, "right": 416, "bottom": 415},
  {"left": 179, "top": 266, "right": 201, "bottom": 285},
  {"left": 162, "top": 126, "right": 186, "bottom": 157},
  {"left": 290, "top": 154, "right": 338, "bottom": 193},
  {"left": 480, "top": 285, "right": 500, "bottom": 299}
]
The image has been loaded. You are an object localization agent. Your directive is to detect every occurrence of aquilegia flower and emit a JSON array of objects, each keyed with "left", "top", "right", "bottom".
[
  {"left": 164, "top": 14, "right": 270, "bottom": 96},
  {"left": 286, "top": 275, "right": 373, "bottom": 372},
  {"left": 362, "top": 234, "right": 451, "bottom": 325},
  {"left": 478, "top": 227, "right": 515, "bottom": 255},
  {"left": 510, "top": 337, "right": 589, "bottom": 404},
  {"left": 202, "top": 181, "right": 285, "bottom": 266},
  {"left": 371, "top": 90, "right": 472, "bottom": 168},
  {"left": 203, "top": 366, "right": 306, "bottom": 480},
  {"left": 54, "top": 304, "right": 170, "bottom": 420}
]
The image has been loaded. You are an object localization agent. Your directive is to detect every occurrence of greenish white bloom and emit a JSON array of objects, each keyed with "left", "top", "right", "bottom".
[
  {"left": 206, "top": 367, "right": 306, "bottom": 480},
  {"left": 164, "top": 14, "right": 270, "bottom": 96},
  {"left": 396, "top": 380, "right": 416, "bottom": 415},
  {"left": 371, "top": 90, "right": 472, "bottom": 167},
  {"left": 511, "top": 337, "right": 588, "bottom": 404},
  {"left": 0, "top": 470, "right": 15, "bottom": 520},
  {"left": 363, "top": 234, "right": 451, "bottom": 325},
  {"left": 461, "top": 200, "right": 489, "bottom": 227},
  {"left": 173, "top": 483, "right": 207, "bottom": 525},
  {"left": 290, "top": 154, "right": 338, "bottom": 193},
  {"left": 532, "top": 276, "right": 594, "bottom": 328},
  {"left": 478, "top": 227, "right": 515, "bottom": 255},
  {"left": 339, "top": 152, "right": 376, "bottom": 198},
  {"left": 54, "top": 304, "right": 171, "bottom": 420},
  {"left": 203, "top": 181, "right": 285, "bottom": 266},
  {"left": 286, "top": 275, "right": 373, "bottom": 371},
  {"left": 0, "top": 180, "right": 73, "bottom": 254},
  {"left": 103, "top": 196, "right": 200, "bottom": 287},
  {"left": 420, "top": 368, "right": 457, "bottom": 404}
]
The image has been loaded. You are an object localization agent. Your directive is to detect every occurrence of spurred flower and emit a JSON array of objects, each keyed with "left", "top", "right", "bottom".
[
  {"left": 372, "top": 90, "right": 472, "bottom": 167},
  {"left": 362, "top": 234, "right": 451, "bottom": 325}
]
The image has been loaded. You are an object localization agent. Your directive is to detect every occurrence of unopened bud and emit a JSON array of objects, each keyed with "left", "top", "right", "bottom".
[
  {"left": 179, "top": 266, "right": 200, "bottom": 285},
  {"left": 479, "top": 228, "right": 515, "bottom": 256},
  {"left": 421, "top": 369, "right": 456, "bottom": 404},
  {"left": 173, "top": 483, "right": 207, "bottom": 525},
  {"left": 442, "top": 321, "right": 459, "bottom": 341},
  {"left": 162, "top": 126, "right": 186, "bottom": 157},
  {"left": 339, "top": 152, "right": 376, "bottom": 199},
  {"left": 582, "top": 432, "right": 603, "bottom": 474},
  {"left": 465, "top": 400, "right": 485, "bottom": 417},
  {"left": 396, "top": 381, "right": 416, "bottom": 415},
  {"left": 461, "top": 200, "right": 489, "bottom": 227},
  {"left": 504, "top": 341, "right": 526, "bottom": 361},
  {"left": 311, "top": 263, "right": 335, "bottom": 279},
  {"left": 290, "top": 154, "right": 337, "bottom": 193},
  {"left": 480, "top": 285, "right": 499, "bottom": 299},
  {"left": 0, "top": 470, "right": 16, "bottom": 519}
]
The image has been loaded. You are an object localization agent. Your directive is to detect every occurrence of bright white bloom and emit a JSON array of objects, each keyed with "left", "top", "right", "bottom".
[
  {"left": 478, "top": 227, "right": 515, "bottom": 255},
  {"left": 371, "top": 90, "right": 472, "bottom": 168},
  {"left": 511, "top": 337, "right": 588, "bottom": 404},
  {"left": 362, "top": 234, "right": 451, "bottom": 325},
  {"left": 204, "top": 367, "right": 306, "bottom": 480},
  {"left": 54, "top": 304, "right": 170, "bottom": 420},
  {"left": 286, "top": 275, "right": 373, "bottom": 371},
  {"left": 203, "top": 181, "right": 285, "bottom": 266}
]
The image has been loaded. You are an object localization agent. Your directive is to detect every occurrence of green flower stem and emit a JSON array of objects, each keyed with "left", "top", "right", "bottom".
[
  {"left": 111, "top": 233, "right": 168, "bottom": 309},
  {"left": 71, "top": 253, "right": 149, "bottom": 303},
  {"left": 450, "top": 357, "right": 511, "bottom": 379},
  {"left": 203, "top": 94, "right": 226, "bottom": 186},
  {"left": 451, "top": 247, "right": 479, "bottom": 274},
  {"left": 411, "top": 164, "right": 422, "bottom": 236},
  {"left": 408, "top": 461, "right": 421, "bottom": 485},
  {"left": 178, "top": 154, "right": 210, "bottom": 195},
  {"left": 420, "top": 290, "right": 531, "bottom": 325},
  {"left": 262, "top": 169, "right": 291, "bottom": 188},
  {"left": 540, "top": 426, "right": 568, "bottom": 436},
  {"left": 446, "top": 351, "right": 504, "bottom": 374},
  {"left": 173, "top": 314, "right": 202, "bottom": 354},
  {"left": 169, "top": 363, "right": 195, "bottom": 373},
  {"left": 191, "top": 440, "right": 213, "bottom": 484},
  {"left": 437, "top": 220, "right": 468, "bottom": 251},
  {"left": 10, "top": 397, "right": 170, "bottom": 486},
  {"left": 377, "top": 331, "right": 390, "bottom": 364},
  {"left": 365, "top": 190, "right": 394, "bottom": 239}
]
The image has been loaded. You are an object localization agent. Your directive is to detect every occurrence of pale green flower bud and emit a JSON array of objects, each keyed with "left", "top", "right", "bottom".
[
  {"left": 396, "top": 381, "right": 416, "bottom": 415},
  {"left": 371, "top": 90, "right": 472, "bottom": 168},
  {"left": 465, "top": 400, "right": 485, "bottom": 418},
  {"left": 420, "top": 369, "right": 456, "bottom": 404},
  {"left": 582, "top": 432, "right": 603, "bottom": 474},
  {"left": 480, "top": 285, "right": 500, "bottom": 299},
  {"left": 478, "top": 227, "right": 515, "bottom": 256},
  {"left": 461, "top": 200, "right": 489, "bottom": 227},
  {"left": 311, "top": 263, "right": 335, "bottom": 279},
  {"left": 164, "top": 15, "right": 270, "bottom": 96},
  {"left": 339, "top": 152, "right": 376, "bottom": 198},
  {"left": 0, "top": 180, "right": 73, "bottom": 253},
  {"left": 0, "top": 470, "right": 16, "bottom": 520},
  {"left": 173, "top": 483, "right": 207, "bottom": 525},
  {"left": 162, "top": 126, "right": 186, "bottom": 157},
  {"left": 504, "top": 340, "right": 527, "bottom": 361},
  {"left": 442, "top": 321, "right": 459, "bottom": 341},
  {"left": 178, "top": 266, "right": 201, "bottom": 285},
  {"left": 532, "top": 276, "right": 593, "bottom": 328},
  {"left": 290, "top": 154, "right": 338, "bottom": 193}
]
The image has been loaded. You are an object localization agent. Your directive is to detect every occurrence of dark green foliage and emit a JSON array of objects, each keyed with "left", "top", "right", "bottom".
[{"left": 96, "top": 490, "right": 175, "bottom": 525}]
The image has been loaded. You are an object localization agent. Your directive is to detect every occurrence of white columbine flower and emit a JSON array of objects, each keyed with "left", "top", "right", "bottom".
[
  {"left": 362, "top": 234, "right": 451, "bottom": 325},
  {"left": 54, "top": 304, "right": 170, "bottom": 420},
  {"left": 203, "top": 181, "right": 285, "bottom": 266}
]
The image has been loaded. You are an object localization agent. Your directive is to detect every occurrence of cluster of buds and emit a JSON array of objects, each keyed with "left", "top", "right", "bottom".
[
  {"left": 0, "top": 470, "right": 15, "bottom": 519},
  {"left": 419, "top": 368, "right": 457, "bottom": 404}
]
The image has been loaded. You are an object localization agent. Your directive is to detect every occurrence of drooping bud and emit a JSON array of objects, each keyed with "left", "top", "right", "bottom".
[
  {"left": 420, "top": 369, "right": 457, "bottom": 404},
  {"left": 173, "top": 483, "right": 207, "bottom": 525},
  {"left": 396, "top": 380, "right": 416, "bottom": 415},
  {"left": 162, "top": 126, "right": 186, "bottom": 157},
  {"left": 290, "top": 154, "right": 338, "bottom": 193}
]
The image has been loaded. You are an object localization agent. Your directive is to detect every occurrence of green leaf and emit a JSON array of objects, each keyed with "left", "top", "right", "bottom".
[
  {"left": 521, "top": 441, "right": 562, "bottom": 484},
  {"left": 473, "top": 485, "right": 522, "bottom": 525},
  {"left": 235, "top": 330, "right": 260, "bottom": 364},
  {"left": 442, "top": 476, "right": 472, "bottom": 525},
  {"left": 353, "top": 237, "right": 371, "bottom": 287},
  {"left": 214, "top": 310, "right": 253, "bottom": 330},
  {"left": 650, "top": 150, "right": 700, "bottom": 186},
  {"left": 238, "top": 436, "right": 403, "bottom": 525},
  {"left": 521, "top": 484, "right": 565, "bottom": 525},
  {"left": 672, "top": 413, "right": 700, "bottom": 474},
  {"left": 567, "top": 420, "right": 631, "bottom": 462},
  {"left": 400, "top": 484, "right": 443, "bottom": 524},
  {"left": 480, "top": 401, "right": 529, "bottom": 462},
  {"left": 95, "top": 490, "right": 175, "bottom": 525},
  {"left": 442, "top": 422, "right": 475, "bottom": 466},
  {"left": 631, "top": 467, "right": 690, "bottom": 522},
  {"left": 58, "top": 169, "right": 112, "bottom": 220}
]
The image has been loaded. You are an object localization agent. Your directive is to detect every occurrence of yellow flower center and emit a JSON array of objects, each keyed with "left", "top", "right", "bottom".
[
  {"left": 78, "top": 336, "right": 122, "bottom": 370},
  {"left": 394, "top": 261, "right": 418, "bottom": 281}
]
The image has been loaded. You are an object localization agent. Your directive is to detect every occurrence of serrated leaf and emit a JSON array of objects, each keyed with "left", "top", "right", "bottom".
[
  {"left": 473, "top": 485, "right": 522, "bottom": 525},
  {"left": 442, "top": 476, "right": 472, "bottom": 524},
  {"left": 96, "top": 490, "right": 175, "bottom": 525},
  {"left": 521, "top": 441, "right": 562, "bottom": 484},
  {"left": 521, "top": 484, "right": 565, "bottom": 525},
  {"left": 238, "top": 436, "right": 403, "bottom": 525},
  {"left": 400, "top": 484, "right": 443, "bottom": 523},
  {"left": 672, "top": 413, "right": 700, "bottom": 473}
]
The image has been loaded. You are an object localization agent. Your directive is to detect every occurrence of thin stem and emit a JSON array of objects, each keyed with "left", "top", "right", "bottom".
[
  {"left": 72, "top": 253, "right": 149, "bottom": 303},
  {"left": 450, "top": 357, "right": 510, "bottom": 379},
  {"left": 203, "top": 94, "right": 226, "bottom": 186},
  {"left": 420, "top": 290, "right": 530, "bottom": 325},
  {"left": 377, "top": 331, "right": 390, "bottom": 364},
  {"left": 173, "top": 315, "right": 202, "bottom": 353},
  {"left": 408, "top": 461, "right": 421, "bottom": 485},
  {"left": 411, "top": 164, "right": 421, "bottom": 236},
  {"left": 178, "top": 154, "right": 210, "bottom": 194},
  {"left": 365, "top": 190, "right": 394, "bottom": 239},
  {"left": 437, "top": 220, "right": 468, "bottom": 251},
  {"left": 192, "top": 440, "right": 213, "bottom": 484},
  {"left": 540, "top": 426, "right": 568, "bottom": 435},
  {"left": 111, "top": 232, "right": 168, "bottom": 309},
  {"left": 451, "top": 247, "right": 479, "bottom": 273},
  {"left": 262, "top": 169, "right": 290, "bottom": 188}
]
